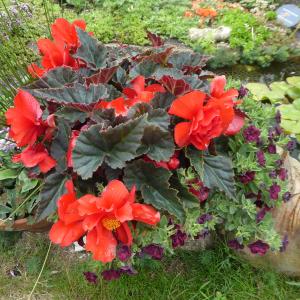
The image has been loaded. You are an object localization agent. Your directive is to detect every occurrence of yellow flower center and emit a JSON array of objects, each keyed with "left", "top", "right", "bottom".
[{"left": 102, "top": 218, "right": 121, "bottom": 231}]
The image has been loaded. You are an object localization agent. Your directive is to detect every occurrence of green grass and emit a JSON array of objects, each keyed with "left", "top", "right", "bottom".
[{"left": 0, "top": 232, "right": 300, "bottom": 299}]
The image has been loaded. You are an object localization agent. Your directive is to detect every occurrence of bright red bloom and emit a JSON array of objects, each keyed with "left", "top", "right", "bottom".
[
  {"left": 144, "top": 151, "right": 180, "bottom": 170},
  {"left": 95, "top": 97, "right": 128, "bottom": 116},
  {"left": 49, "top": 180, "right": 160, "bottom": 263},
  {"left": 28, "top": 39, "right": 78, "bottom": 78},
  {"left": 51, "top": 18, "right": 86, "bottom": 49},
  {"left": 67, "top": 130, "right": 80, "bottom": 168},
  {"left": 5, "top": 90, "right": 47, "bottom": 147},
  {"left": 169, "top": 91, "right": 224, "bottom": 150},
  {"left": 13, "top": 143, "right": 56, "bottom": 173},
  {"left": 123, "top": 76, "right": 165, "bottom": 106},
  {"left": 209, "top": 76, "right": 244, "bottom": 135}
]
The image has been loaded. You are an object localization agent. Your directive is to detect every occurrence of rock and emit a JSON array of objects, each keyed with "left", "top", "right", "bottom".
[
  {"left": 276, "top": 4, "right": 300, "bottom": 28},
  {"left": 189, "top": 26, "right": 231, "bottom": 42},
  {"left": 241, "top": 151, "right": 300, "bottom": 276}
]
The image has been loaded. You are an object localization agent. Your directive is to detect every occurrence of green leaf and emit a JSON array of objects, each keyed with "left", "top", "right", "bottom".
[
  {"left": 50, "top": 119, "right": 71, "bottom": 172},
  {"left": 18, "top": 170, "right": 39, "bottom": 193},
  {"left": 36, "top": 171, "right": 69, "bottom": 221},
  {"left": 130, "top": 60, "right": 159, "bottom": 78},
  {"left": 25, "top": 67, "right": 78, "bottom": 90},
  {"left": 73, "top": 115, "right": 147, "bottom": 179},
  {"left": 187, "top": 147, "right": 236, "bottom": 199},
  {"left": 55, "top": 107, "right": 87, "bottom": 124},
  {"left": 151, "top": 92, "right": 175, "bottom": 109},
  {"left": 139, "top": 126, "right": 174, "bottom": 161},
  {"left": 74, "top": 28, "right": 108, "bottom": 70},
  {"left": 124, "top": 159, "right": 185, "bottom": 222},
  {"left": 246, "top": 82, "right": 270, "bottom": 101},
  {"left": 29, "top": 83, "right": 109, "bottom": 106},
  {"left": 286, "top": 76, "right": 300, "bottom": 88},
  {"left": 170, "top": 175, "right": 199, "bottom": 210},
  {"left": 0, "top": 169, "right": 19, "bottom": 180}
]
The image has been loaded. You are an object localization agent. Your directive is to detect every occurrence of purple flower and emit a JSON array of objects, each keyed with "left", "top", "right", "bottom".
[
  {"left": 278, "top": 168, "right": 288, "bottom": 181},
  {"left": 195, "top": 229, "right": 210, "bottom": 239},
  {"left": 141, "top": 244, "right": 164, "bottom": 260},
  {"left": 248, "top": 240, "right": 270, "bottom": 255},
  {"left": 117, "top": 245, "right": 131, "bottom": 262},
  {"left": 283, "top": 191, "right": 291, "bottom": 202},
  {"left": 274, "top": 125, "right": 282, "bottom": 136},
  {"left": 238, "top": 85, "right": 248, "bottom": 98},
  {"left": 101, "top": 269, "right": 121, "bottom": 281},
  {"left": 269, "top": 183, "right": 281, "bottom": 200},
  {"left": 275, "top": 159, "right": 283, "bottom": 168},
  {"left": 83, "top": 271, "right": 98, "bottom": 284},
  {"left": 256, "top": 206, "right": 270, "bottom": 223},
  {"left": 228, "top": 239, "right": 244, "bottom": 250},
  {"left": 171, "top": 228, "right": 187, "bottom": 248},
  {"left": 189, "top": 185, "right": 210, "bottom": 202},
  {"left": 275, "top": 111, "right": 281, "bottom": 124},
  {"left": 256, "top": 150, "right": 266, "bottom": 167},
  {"left": 119, "top": 266, "right": 138, "bottom": 275},
  {"left": 269, "top": 170, "right": 277, "bottom": 179},
  {"left": 239, "top": 171, "right": 255, "bottom": 184},
  {"left": 280, "top": 235, "right": 289, "bottom": 252},
  {"left": 286, "top": 140, "right": 296, "bottom": 151},
  {"left": 267, "top": 143, "right": 276, "bottom": 154},
  {"left": 197, "top": 214, "right": 213, "bottom": 224},
  {"left": 243, "top": 125, "right": 261, "bottom": 143}
]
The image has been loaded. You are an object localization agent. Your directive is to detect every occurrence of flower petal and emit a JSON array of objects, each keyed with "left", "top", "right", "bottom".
[
  {"left": 224, "top": 111, "right": 245, "bottom": 136},
  {"left": 174, "top": 122, "right": 192, "bottom": 147},
  {"left": 85, "top": 224, "right": 117, "bottom": 262},
  {"left": 132, "top": 203, "right": 160, "bottom": 225},
  {"left": 168, "top": 91, "right": 205, "bottom": 120},
  {"left": 210, "top": 76, "right": 226, "bottom": 98},
  {"left": 115, "top": 222, "right": 133, "bottom": 246}
]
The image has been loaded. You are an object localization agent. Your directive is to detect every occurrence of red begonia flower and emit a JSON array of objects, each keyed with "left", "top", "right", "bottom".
[
  {"left": 49, "top": 180, "right": 160, "bottom": 263},
  {"left": 51, "top": 18, "right": 86, "bottom": 49},
  {"left": 13, "top": 143, "right": 56, "bottom": 173},
  {"left": 143, "top": 151, "right": 180, "bottom": 170},
  {"left": 209, "top": 75, "right": 244, "bottom": 135},
  {"left": 123, "top": 76, "right": 165, "bottom": 106},
  {"left": 169, "top": 91, "right": 224, "bottom": 150},
  {"left": 5, "top": 90, "right": 48, "bottom": 147},
  {"left": 95, "top": 97, "right": 128, "bottom": 116},
  {"left": 28, "top": 38, "right": 78, "bottom": 78},
  {"left": 67, "top": 130, "right": 80, "bottom": 168}
]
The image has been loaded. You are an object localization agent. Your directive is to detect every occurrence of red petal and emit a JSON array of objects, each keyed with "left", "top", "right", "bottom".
[
  {"left": 77, "top": 195, "right": 100, "bottom": 215},
  {"left": 174, "top": 122, "right": 192, "bottom": 147},
  {"left": 49, "top": 220, "right": 85, "bottom": 247},
  {"left": 67, "top": 130, "right": 79, "bottom": 168},
  {"left": 145, "top": 84, "right": 165, "bottom": 93},
  {"left": 123, "top": 87, "right": 137, "bottom": 99},
  {"left": 132, "top": 203, "right": 160, "bottom": 225},
  {"left": 131, "top": 75, "right": 145, "bottom": 94},
  {"left": 82, "top": 214, "right": 102, "bottom": 231},
  {"left": 115, "top": 222, "right": 133, "bottom": 246},
  {"left": 115, "top": 201, "right": 133, "bottom": 223},
  {"left": 38, "top": 155, "right": 57, "bottom": 173},
  {"left": 168, "top": 91, "right": 205, "bottom": 120},
  {"left": 224, "top": 112, "right": 245, "bottom": 136},
  {"left": 27, "top": 63, "right": 45, "bottom": 78},
  {"left": 85, "top": 224, "right": 117, "bottom": 262},
  {"left": 72, "top": 19, "right": 86, "bottom": 30},
  {"left": 96, "top": 180, "right": 129, "bottom": 211},
  {"left": 210, "top": 76, "right": 226, "bottom": 98}
]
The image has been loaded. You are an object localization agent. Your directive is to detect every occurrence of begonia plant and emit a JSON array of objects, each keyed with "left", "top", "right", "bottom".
[{"left": 4, "top": 18, "right": 292, "bottom": 280}]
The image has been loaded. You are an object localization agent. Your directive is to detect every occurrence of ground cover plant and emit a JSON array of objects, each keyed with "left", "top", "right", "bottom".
[{"left": 2, "top": 17, "right": 296, "bottom": 284}]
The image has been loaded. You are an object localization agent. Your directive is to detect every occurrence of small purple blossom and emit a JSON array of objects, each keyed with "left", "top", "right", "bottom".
[
  {"left": 283, "top": 191, "right": 292, "bottom": 202},
  {"left": 269, "top": 170, "right": 277, "bottom": 179},
  {"left": 248, "top": 240, "right": 270, "bottom": 255},
  {"left": 83, "top": 271, "right": 98, "bottom": 284},
  {"left": 256, "top": 150, "right": 266, "bottom": 167},
  {"left": 141, "top": 244, "right": 164, "bottom": 260},
  {"left": 280, "top": 235, "right": 289, "bottom": 252},
  {"left": 239, "top": 171, "right": 255, "bottom": 184},
  {"left": 171, "top": 228, "right": 187, "bottom": 248},
  {"left": 243, "top": 125, "right": 261, "bottom": 143},
  {"left": 238, "top": 85, "right": 248, "bottom": 98},
  {"left": 197, "top": 214, "right": 213, "bottom": 224},
  {"left": 101, "top": 269, "right": 121, "bottom": 281},
  {"left": 119, "top": 266, "right": 138, "bottom": 275},
  {"left": 269, "top": 183, "right": 281, "bottom": 200},
  {"left": 278, "top": 168, "right": 288, "bottom": 181},
  {"left": 274, "top": 125, "right": 282, "bottom": 136},
  {"left": 275, "top": 159, "right": 283, "bottom": 168},
  {"left": 267, "top": 143, "right": 276, "bottom": 154},
  {"left": 228, "top": 239, "right": 244, "bottom": 250},
  {"left": 286, "top": 140, "right": 296, "bottom": 151},
  {"left": 256, "top": 206, "right": 270, "bottom": 223},
  {"left": 275, "top": 110, "right": 281, "bottom": 124},
  {"left": 117, "top": 245, "right": 131, "bottom": 262},
  {"left": 195, "top": 228, "right": 210, "bottom": 239}
]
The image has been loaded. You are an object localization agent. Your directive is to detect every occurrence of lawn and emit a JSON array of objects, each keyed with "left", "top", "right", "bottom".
[{"left": 0, "top": 232, "right": 300, "bottom": 300}]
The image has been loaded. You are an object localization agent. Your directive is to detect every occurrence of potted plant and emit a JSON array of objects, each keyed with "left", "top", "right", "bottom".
[{"left": 4, "top": 18, "right": 294, "bottom": 280}]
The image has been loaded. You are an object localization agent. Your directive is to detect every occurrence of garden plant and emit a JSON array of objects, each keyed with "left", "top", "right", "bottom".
[{"left": 1, "top": 17, "right": 296, "bottom": 284}]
